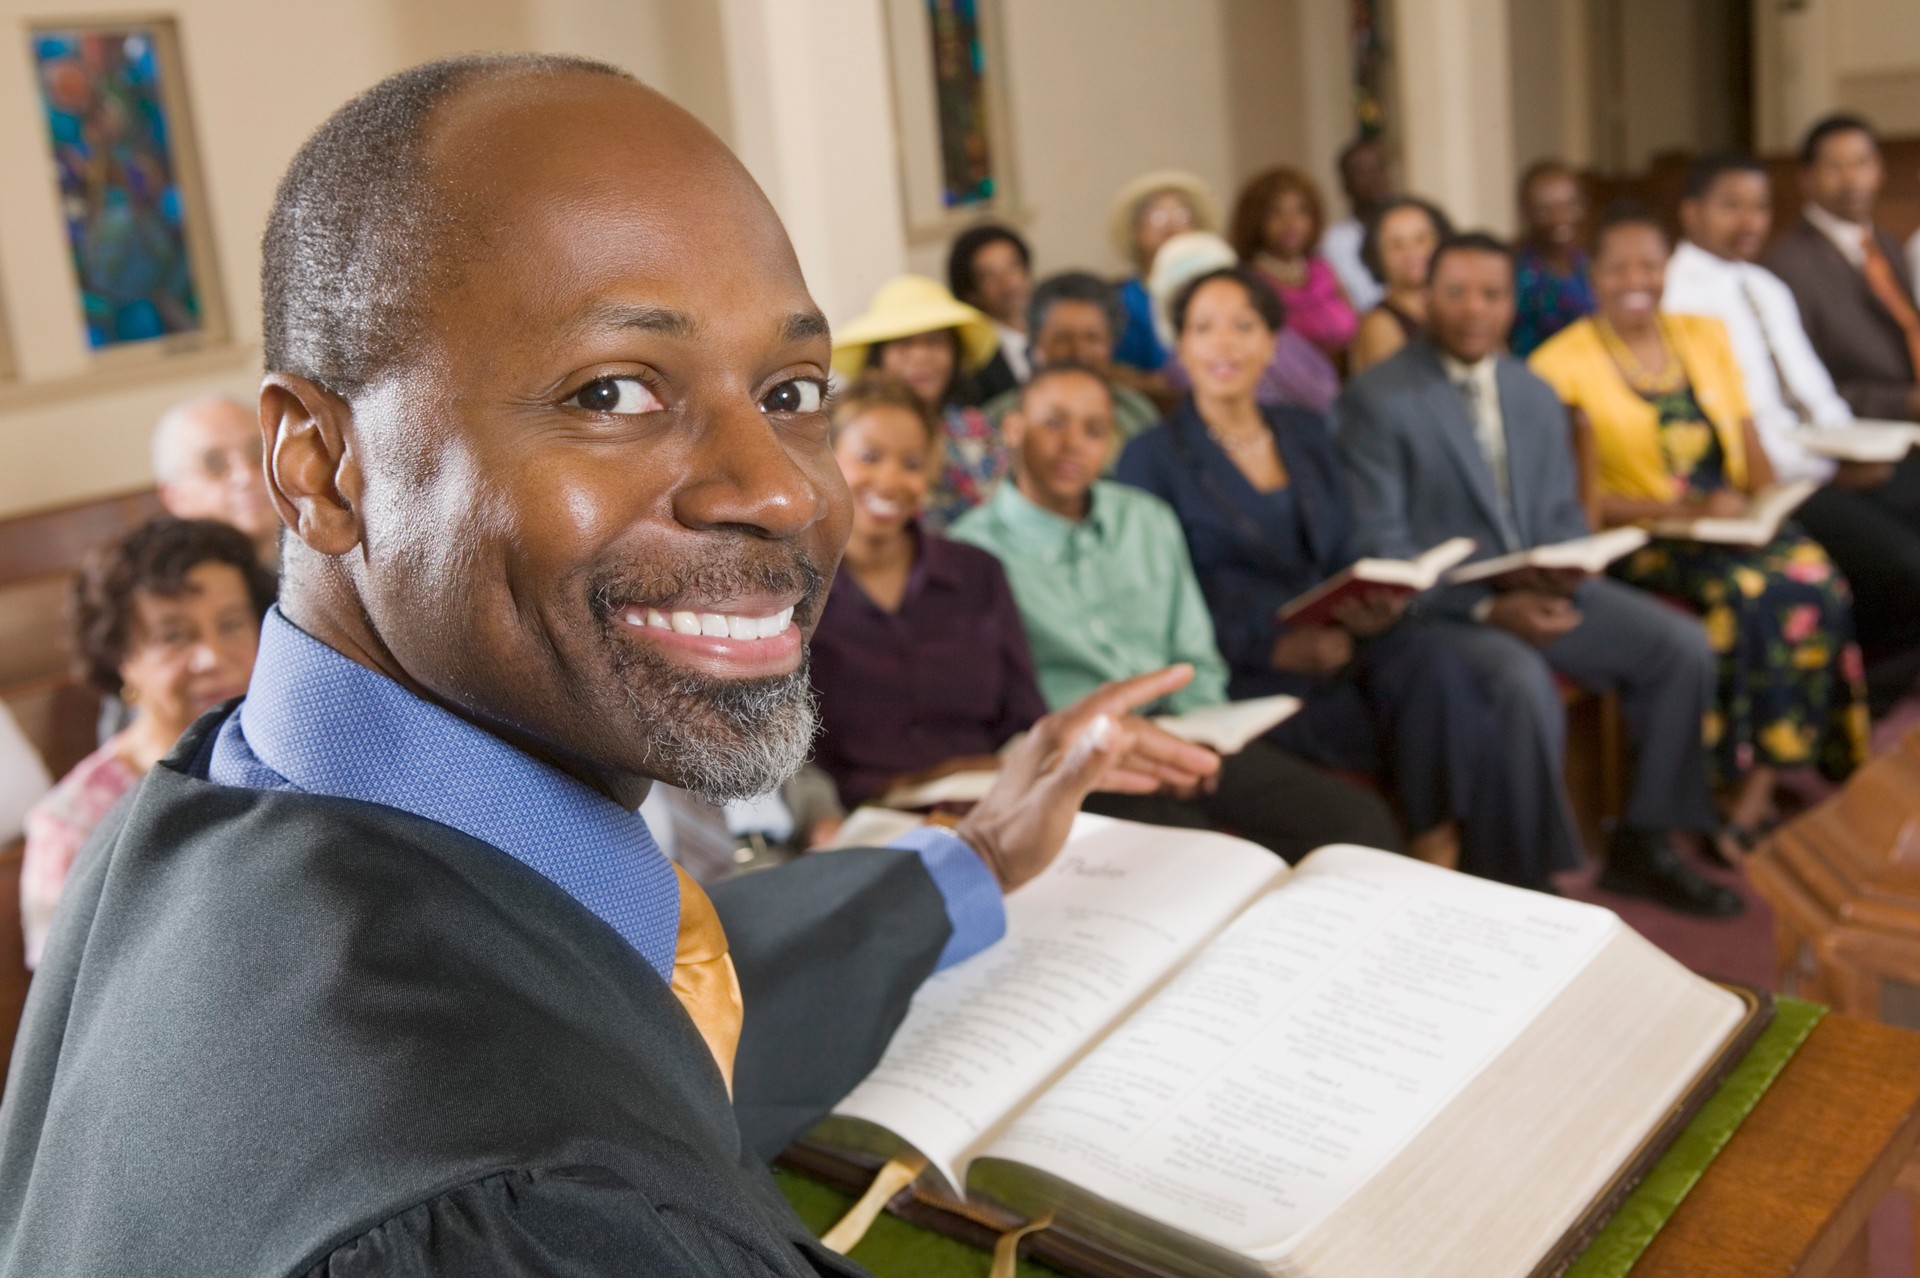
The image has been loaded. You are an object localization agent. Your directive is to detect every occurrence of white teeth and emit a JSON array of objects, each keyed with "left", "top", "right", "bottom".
[{"left": 628, "top": 605, "right": 796, "bottom": 639}]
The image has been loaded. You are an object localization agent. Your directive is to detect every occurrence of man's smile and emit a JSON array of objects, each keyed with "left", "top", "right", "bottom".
[{"left": 616, "top": 600, "right": 804, "bottom": 677}]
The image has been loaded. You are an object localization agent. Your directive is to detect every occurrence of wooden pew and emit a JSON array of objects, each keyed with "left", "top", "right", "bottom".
[
  {"left": 1583, "top": 135, "right": 1920, "bottom": 246},
  {"left": 0, "top": 489, "right": 162, "bottom": 779}
]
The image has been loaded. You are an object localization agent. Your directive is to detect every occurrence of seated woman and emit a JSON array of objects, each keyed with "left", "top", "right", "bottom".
[
  {"left": 22, "top": 518, "right": 274, "bottom": 966},
  {"left": 1230, "top": 168, "right": 1358, "bottom": 361},
  {"left": 946, "top": 222, "right": 1034, "bottom": 401},
  {"left": 1105, "top": 169, "right": 1220, "bottom": 376},
  {"left": 1116, "top": 267, "right": 1581, "bottom": 889},
  {"left": 1348, "top": 196, "right": 1453, "bottom": 375},
  {"left": 1150, "top": 232, "right": 1339, "bottom": 414},
  {"left": 1530, "top": 205, "right": 1869, "bottom": 854},
  {"left": 1511, "top": 160, "right": 1595, "bottom": 357},
  {"left": 811, "top": 375, "right": 1048, "bottom": 808},
  {"left": 833, "top": 276, "right": 1006, "bottom": 531}
]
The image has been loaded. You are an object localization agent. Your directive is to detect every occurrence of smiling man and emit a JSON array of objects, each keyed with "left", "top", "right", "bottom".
[{"left": 0, "top": 55, "right": 1218, "bottom": 1277}]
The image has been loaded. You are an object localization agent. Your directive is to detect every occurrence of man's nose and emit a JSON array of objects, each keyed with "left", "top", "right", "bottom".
[
  {"left": 674, "top": 404, "right": 828, "bottom": 539},
  {"left": 187, "top": 643, "right": 219, "bottom": 674}
]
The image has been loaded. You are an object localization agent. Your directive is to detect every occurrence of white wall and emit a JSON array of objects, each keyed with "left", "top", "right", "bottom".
[{"left": 908, "top": 0, "right": 1239, "bottom": 281}]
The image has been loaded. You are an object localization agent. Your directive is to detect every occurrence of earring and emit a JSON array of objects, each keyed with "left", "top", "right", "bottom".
[{"left": 120, "top": 685, "right": 139, "bottom": 705}]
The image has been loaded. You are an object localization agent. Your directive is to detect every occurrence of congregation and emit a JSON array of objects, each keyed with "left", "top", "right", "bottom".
[{"left": 11, "top": 105, "right": 1920, "bottom": 961}]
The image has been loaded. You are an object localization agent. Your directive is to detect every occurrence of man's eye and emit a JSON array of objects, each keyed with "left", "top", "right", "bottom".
[
  {"left": 762, "top": 379, "right": 825, "bottom": 415},
  {"left": 571, "top": 377, "right": 663, "bottom": 415}
]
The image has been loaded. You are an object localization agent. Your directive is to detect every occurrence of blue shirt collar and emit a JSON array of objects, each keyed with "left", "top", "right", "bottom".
[{"left": 208, "top": 607, "right": 681, "bottom": 981}]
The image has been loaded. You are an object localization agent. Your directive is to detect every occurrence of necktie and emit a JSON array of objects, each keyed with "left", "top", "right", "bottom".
[
  {"left": 1457, "top": 375, "right": 1510, "bottom": 500},
  {"left": 1859, "top": 230, "right": 1920, "bottom": 380},
  {"left": 669, "top": 864, "right": 743, "bottom": 1093}
]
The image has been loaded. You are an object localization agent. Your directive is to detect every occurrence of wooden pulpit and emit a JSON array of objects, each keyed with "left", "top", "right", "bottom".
[{"left": 1749, "top": 725, "right": 1920, "bottom": 1025}]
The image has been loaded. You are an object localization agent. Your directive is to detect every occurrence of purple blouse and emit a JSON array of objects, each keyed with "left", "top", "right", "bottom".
[{"left": 811, "top": 530, "right": 1048, "bottom": 807}]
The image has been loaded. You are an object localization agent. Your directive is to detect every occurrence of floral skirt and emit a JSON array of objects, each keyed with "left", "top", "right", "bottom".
[{"left": 1612, "top": 530, "right": 1869, "bottom": 783}]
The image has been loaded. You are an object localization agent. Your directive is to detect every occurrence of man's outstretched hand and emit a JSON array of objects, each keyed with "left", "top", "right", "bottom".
[{"left": 955, "top": 666, "right": 1223, "bottom": 893}]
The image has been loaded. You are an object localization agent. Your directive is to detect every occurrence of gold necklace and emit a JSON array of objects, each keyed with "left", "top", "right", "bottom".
[{"left": 1596, "top": 316, "right": 1687, "bottom": 395}]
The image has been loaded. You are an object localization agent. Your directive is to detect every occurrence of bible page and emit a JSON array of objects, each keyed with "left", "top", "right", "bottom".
[
  {"left": 980, "top": 846, "right": 1620, "bottom": 1257},
  {"left": 830, "top": 815, "right": 1286, "bottom": 1190}
]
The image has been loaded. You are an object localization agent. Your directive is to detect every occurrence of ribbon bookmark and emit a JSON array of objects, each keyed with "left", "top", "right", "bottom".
[
  {"left": 819, "top": 1153, "right": 927, "bottom": 1254},
  {"left": 989, "top": 1210, "right": 1056, "bottom": 1278}
]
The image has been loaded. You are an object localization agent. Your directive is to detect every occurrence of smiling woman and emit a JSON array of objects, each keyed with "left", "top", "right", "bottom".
[{"left": 20, "top": 516, "right": 273, "bottom": 967}]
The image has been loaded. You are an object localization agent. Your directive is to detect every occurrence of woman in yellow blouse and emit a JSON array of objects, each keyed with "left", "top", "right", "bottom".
[{"left": 1530, "top": 205, "right": 1867, "bottom": 856}]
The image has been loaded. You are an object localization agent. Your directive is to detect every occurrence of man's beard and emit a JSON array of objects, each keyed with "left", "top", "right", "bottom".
[{"left": 591, "top": 550, "right": 825, "bottom": 804}]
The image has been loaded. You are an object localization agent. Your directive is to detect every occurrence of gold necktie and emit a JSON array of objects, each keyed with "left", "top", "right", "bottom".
[
  {"left": 1860, "top": 230, "right": 1920, "bottom": 380},
  {"left": 669, "top": 864, "right": 743, "bottom": 1093}
]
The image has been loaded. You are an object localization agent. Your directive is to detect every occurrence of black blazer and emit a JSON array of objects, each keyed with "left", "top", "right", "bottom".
[
  {"left": 0, "top": 712, "right": 948, "bottom": 1276},
  {"left": 1763, "top": 218, "right": 1918, "bottom": 420}
]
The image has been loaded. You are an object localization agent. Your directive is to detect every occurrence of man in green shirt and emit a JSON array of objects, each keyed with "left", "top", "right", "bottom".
[{"left": 952, "top": 365, "right": 1400, "bottom": 861}]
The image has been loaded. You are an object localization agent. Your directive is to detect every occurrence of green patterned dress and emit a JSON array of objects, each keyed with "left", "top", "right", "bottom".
[{"left": 1610, "top": 386, "right": 1868, "bottom": 782}]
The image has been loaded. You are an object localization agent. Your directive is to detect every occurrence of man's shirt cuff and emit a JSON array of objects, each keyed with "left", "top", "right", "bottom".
[{"left": 887, "top": 826, "right": 1007, "bottom": 970}]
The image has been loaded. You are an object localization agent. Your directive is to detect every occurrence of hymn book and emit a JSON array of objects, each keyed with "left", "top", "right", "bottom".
[
  {"left": 796, "top": 815, "right": 1762, "bottom": 1278},
  {"left": 1794, "top": 421, "right": 1920, "bottom": 464},
  {"left": 1445, "top": 526, "right": 1650, "bottom": 589},
  {"left": 1274, "top": 538, "right": 1476, "bottom": 627},
  {"left": 872, "top": 697, "right": 1302, "bottom": 811},
  {"left": 1648, "top": 479, "right": 1819, "bottom": 547}
]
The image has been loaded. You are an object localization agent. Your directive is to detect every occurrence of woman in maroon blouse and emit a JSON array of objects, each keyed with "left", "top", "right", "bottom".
[{"left": 811, "top": 375, "right": 1048, "bottom": 807}]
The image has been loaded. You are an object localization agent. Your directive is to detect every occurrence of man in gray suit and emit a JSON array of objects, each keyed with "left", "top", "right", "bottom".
[{"left": 1337, "top": 233, "right": 1736, "bottom": 917}]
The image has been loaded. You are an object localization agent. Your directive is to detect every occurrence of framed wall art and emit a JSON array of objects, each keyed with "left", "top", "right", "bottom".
[
  {"left": 884, "top": 0, "right": 1020, "bottom": 242},
  {"left": 27, "top": 16, "right": 227, "bottom": 356}
]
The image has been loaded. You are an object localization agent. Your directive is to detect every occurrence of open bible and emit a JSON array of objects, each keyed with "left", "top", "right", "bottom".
[
  {"left": 1648, "top": 479, "right": 1818, "bottom": 547},
  {"left": 1795, "top": 421, "right": 1920, "bottom": 464},
  {"left": 795, "top": 816, "right": 1763, "bottom": 1278},
  {"left": 1275, "top": 537, "right": 1476, "bottom": 626},
  {"left": 1446, "top": 526, "right": 1649, "bottom": 589}
]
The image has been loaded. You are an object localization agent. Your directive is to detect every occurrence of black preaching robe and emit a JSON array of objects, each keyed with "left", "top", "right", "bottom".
[{"left": 0, "top": 712, "right": 952, "bottom": 1275}]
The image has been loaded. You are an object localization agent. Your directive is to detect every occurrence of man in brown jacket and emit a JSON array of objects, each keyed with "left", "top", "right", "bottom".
[{"left": 1764, "top": 113, "right": 1920, "bottom": 423}]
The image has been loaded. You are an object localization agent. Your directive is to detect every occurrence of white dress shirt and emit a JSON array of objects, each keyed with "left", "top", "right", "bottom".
[
  {"left": 1663, "top": 239, "right": 1851, "bottom": 485},
  {"left": 1319, "top": 217, "right": 1383, "bottom": 313},
  {"left": 993, "top": 322, "right": 1031, "bottom": 384},
  {"left": 1906, "top": 227, "right": 1920, "bottom": 309},
  {"left": 1804, "top": 202, "right": 1870, "bottom": 269}
]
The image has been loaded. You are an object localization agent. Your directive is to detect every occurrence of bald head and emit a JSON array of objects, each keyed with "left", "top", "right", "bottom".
[
  {"left": 152, "top": 395, "right": 278, "bottom": 559},
  {"left": 258, "top": 59, "right": 844, "bottom": 804},
  {"left": 262, "top": 54, "right": 636, "bottom": 397}
]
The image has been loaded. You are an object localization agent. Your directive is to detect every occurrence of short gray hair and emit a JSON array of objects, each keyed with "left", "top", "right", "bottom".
[{"left": 150, "top": 394, "right": 249, "bottom": 483}]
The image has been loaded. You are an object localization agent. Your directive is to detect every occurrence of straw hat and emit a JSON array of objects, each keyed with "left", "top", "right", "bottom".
[
  {"left": 831, "top": 275, "right": 1001, "bottom": 380},
  {"left": 1106, "top": 169, "right": 1221, "bottom": 268},
  {"left": 1146, "top": 230, "right": 1238, "bottom": 351}
]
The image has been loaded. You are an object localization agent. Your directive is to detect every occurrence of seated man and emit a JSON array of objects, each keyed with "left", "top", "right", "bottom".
[
  {"left": 982, "top": 271, "right": 1161, "bottom": 446},
  {"left": 0, "top": 55, "right": 1224, "bottom": 1275},
  {"left": 946, "top": 222, "right": 1033, "bottom": 401},
  {"left": 1763, "top": 113, "right": 1920, "bottom": 422},
  {"left": 1337, "top": 232, "right": 1736, "bottom": 917},
  {"left": 150, "top": 394, "right": 282, "bottom": 568},
  {"left": 953, "top": 364, "right": 1403, "bottom": 863},
  {"left": 1665, "top": 149, "right": 1920, "bottom": 713}
]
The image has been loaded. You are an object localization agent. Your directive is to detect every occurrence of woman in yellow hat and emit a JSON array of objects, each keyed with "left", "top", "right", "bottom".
[{"left": 833, "top": 275, "right": 1006, "bottom": 529}]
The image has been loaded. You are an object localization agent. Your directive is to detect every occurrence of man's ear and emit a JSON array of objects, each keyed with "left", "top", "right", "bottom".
[{"left": 259, "top": 372, "right": 363, "bottom": 557}]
